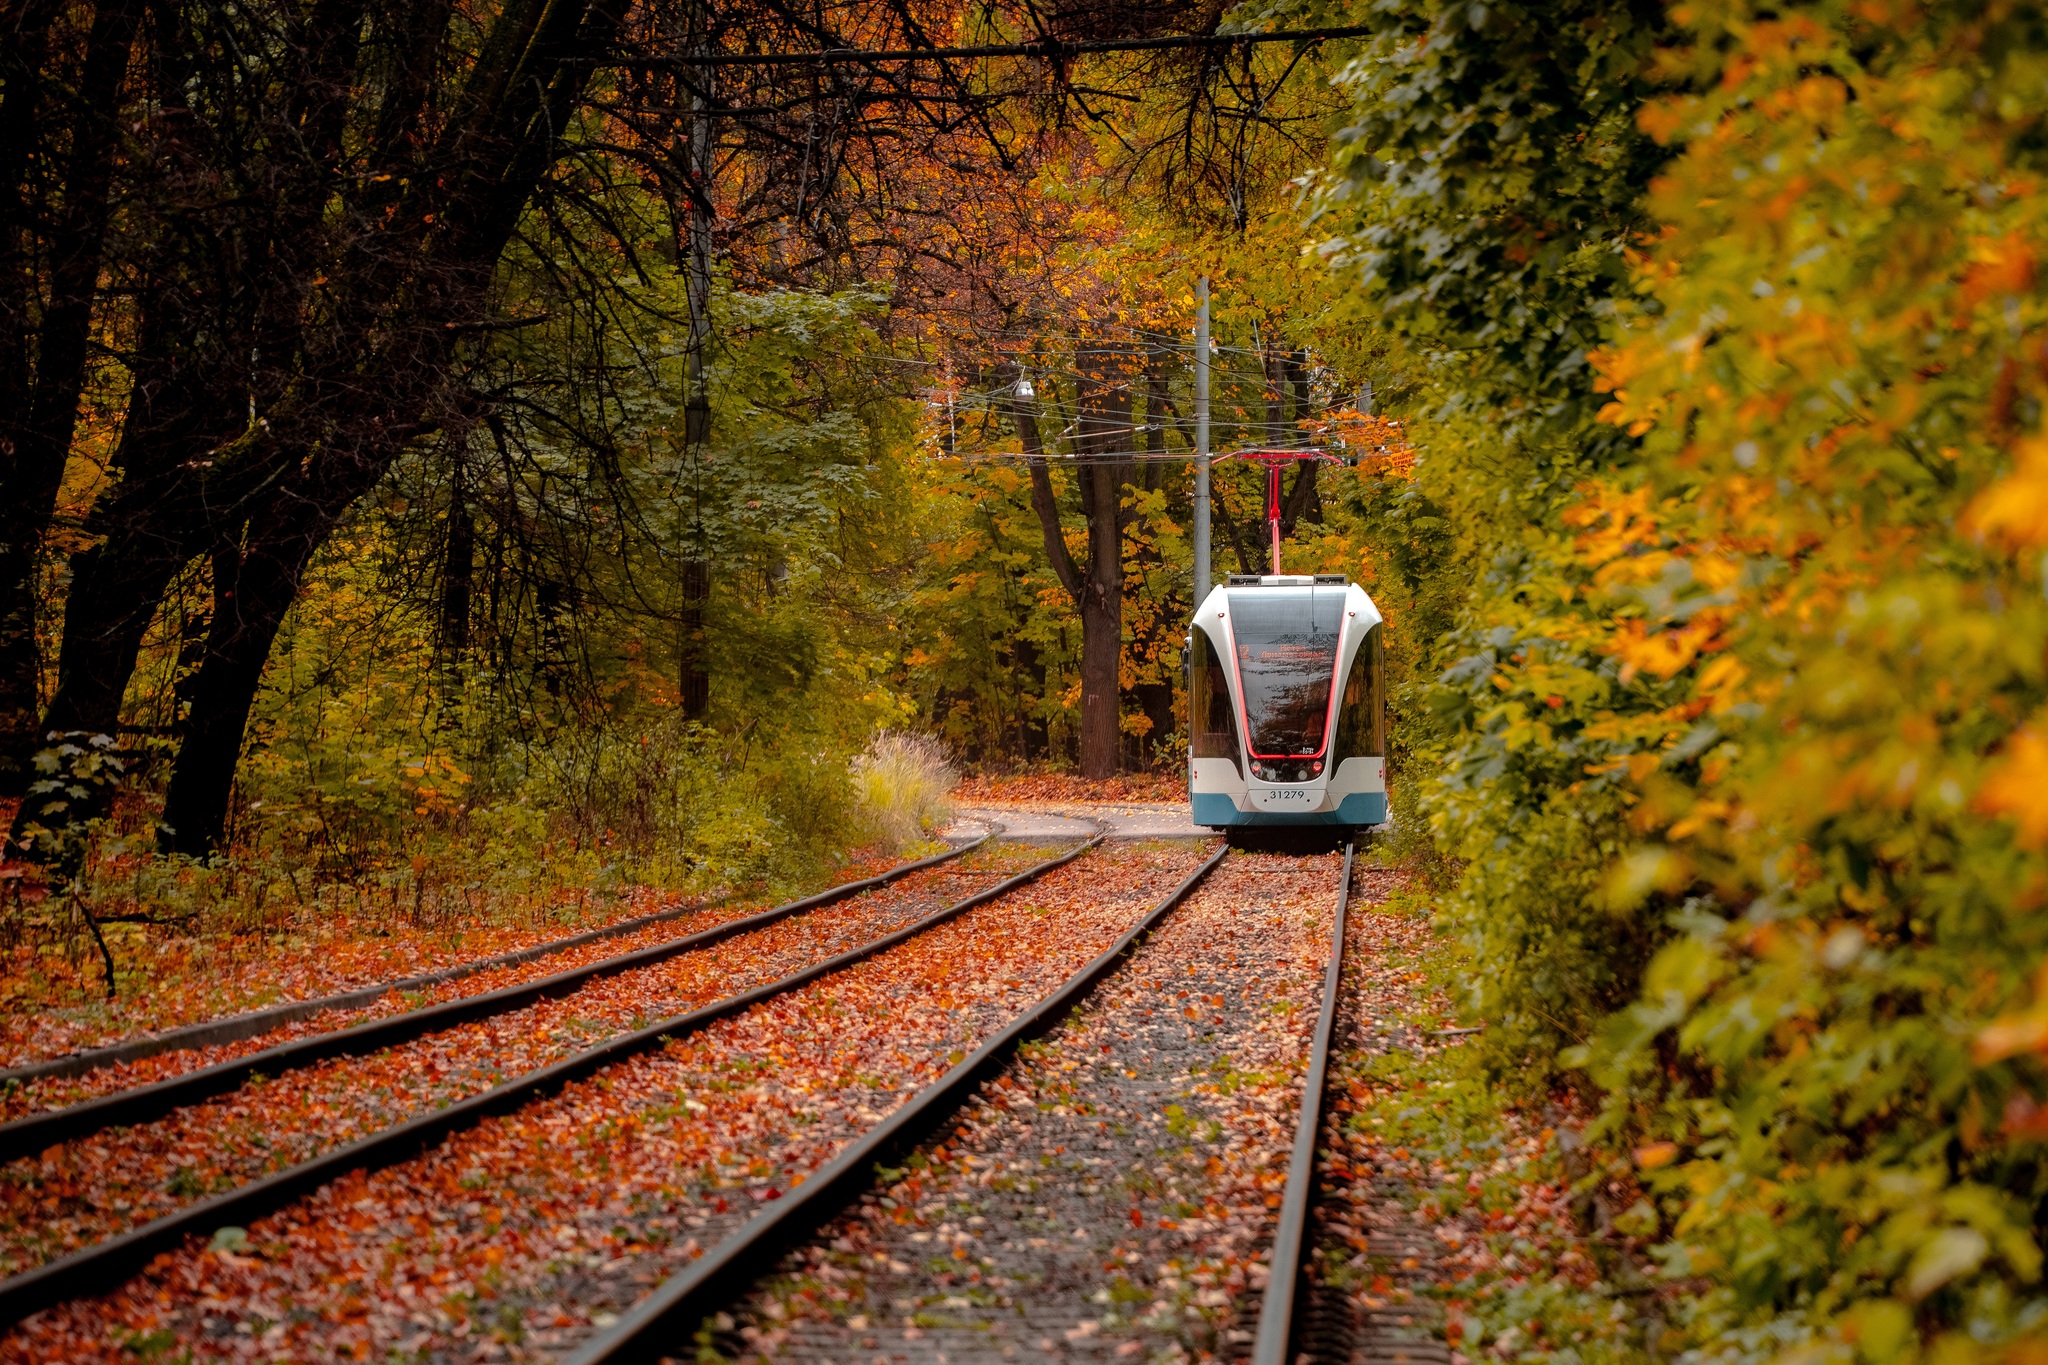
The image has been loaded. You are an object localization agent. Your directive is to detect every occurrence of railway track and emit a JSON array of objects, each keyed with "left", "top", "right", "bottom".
[
  {"left": 1, "top": 837, "right": 1383, "bottom": 1363},
  {"left": 0, "top": 829, "right": 1087, "bottom": 1329},
  {"left": 566, "top": 843, "right": 1358, "bottom": 1365},
  {"left": 1296, "top": 865, "right": 1459, "bottom": 1365},
  {"left": 0, "top": 835, "right": 999, "bottom": 1156}
]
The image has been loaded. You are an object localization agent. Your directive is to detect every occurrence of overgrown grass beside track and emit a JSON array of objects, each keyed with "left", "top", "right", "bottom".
[{"left": 1311, "top": 872, "right": 1668, "bottom": 1365}]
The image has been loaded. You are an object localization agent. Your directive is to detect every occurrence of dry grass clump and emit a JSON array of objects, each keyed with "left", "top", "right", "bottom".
[{"left": 850, "top": 732, "right": 958, "bottom": 850}]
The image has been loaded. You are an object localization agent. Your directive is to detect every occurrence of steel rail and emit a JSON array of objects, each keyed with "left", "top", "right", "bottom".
[
  {"left": 2, "top": 889, "right": 730, "bottom": 1089},
  {"left": 0, "top": 829, "right": 1094, "bottom": 1330},
  {"left": 563, "top": 842, "right": 1232, "bottom": 1365},
  {"left": 1252, "top": 839, "right": 1356, "bottom": 1365},
  {"left": 0, "top": 834, "right": 994, "bottom": 1164}
]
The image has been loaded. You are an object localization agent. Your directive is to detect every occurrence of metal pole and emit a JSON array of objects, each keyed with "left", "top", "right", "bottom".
[
  {"left": 1268, "top": 463, "right": 1283, "bottom": 575},
  {"left": 1193, "top": 277, "right": 1211, "bottom": 604}
]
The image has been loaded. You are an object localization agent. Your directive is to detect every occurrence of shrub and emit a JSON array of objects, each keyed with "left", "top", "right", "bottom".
[{"left": 850, "top": 732, "right": 958, "bottom": 851}]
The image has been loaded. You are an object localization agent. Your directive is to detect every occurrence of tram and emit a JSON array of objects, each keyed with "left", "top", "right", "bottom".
[{"left": 1187, "top": 573, "right": 1388, "bottom": 841}]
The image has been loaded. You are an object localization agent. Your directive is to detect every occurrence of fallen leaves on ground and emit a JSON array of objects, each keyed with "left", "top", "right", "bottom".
[
  {"left": 955, "top": 772, "right": 1185, "bottom": 804},
  {"left": 0, "top": 847, "right": 916, "bottom": 1070},
  {"left": 732, "top": 851, "right": 1344, "bottom": 1364},
  {"left": 0, "top": 840, "right": 1208, "bottom": 1363},
  {"left": 1311, "top": 869, "right": 1658, "bottom": 1364},
  {"left": 0, "top": 843, "right": 1048, "bottom": 1277},
  {"left": 4, "top": 896, "right": 737, "bottom": 1122}
]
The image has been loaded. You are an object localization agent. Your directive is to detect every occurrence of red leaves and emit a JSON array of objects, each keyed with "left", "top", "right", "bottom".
[
  {"left": 2, "top": 849, "right": 1050, "bottom": 1277},
  {"left": 2, "top": 880, "right": 763, "bottom": 1075},
  {"left": 4, "top": 843, "right": 1207, "bottom": 1361},
  {"left": 954, "top": 772, "right": 1184, "bottom": 804}
]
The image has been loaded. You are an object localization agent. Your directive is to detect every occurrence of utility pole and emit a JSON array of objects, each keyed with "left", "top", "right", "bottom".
[{"left": 1193, "top": 276, "right": 1211, "bottom": 604}]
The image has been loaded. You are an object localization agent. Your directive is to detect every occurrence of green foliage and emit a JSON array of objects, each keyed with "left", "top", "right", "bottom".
[
  {"left": 1293, "top": 0, "right": 1673, "bottom": 437},
  {"left": 1279, "top": 0, "right": 1687, "bottom": 1059},
  {"left": 15, "top": 734, "right": 133, "bottom": 878},
  {"left": 908, "top": 459, "right": 1084, "bottom": 766},
  {"left": 1557, "top": 5, "right": 2048, "bottom": 1353},
  {"left": 1293, "top": 0, "right": 2048, "bottom": 1355},
  {"left": 0, "top": 278, "right": 935, "bottom": 998},
  {"left": 215, "top": 279, "right": 921, "bottom": 891}
]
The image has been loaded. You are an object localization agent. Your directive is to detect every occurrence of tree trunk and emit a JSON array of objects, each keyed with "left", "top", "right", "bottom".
[
  {"left": 1285, "top": 346, "right": 1310, "bottom": 444},
  {"left": 1075, "top": 572, "right": 1120, "bottom": 777},
  {"left": 0, "top": 0, "right": 143, "bottom": 789},
  {"left": 1074, "top": 450, "right": 1126, "bottom": 779},
  {"left": 441, "top": 471, "right": 475, "bottom": 658},
  {"left": 0, "top": 0, "right": 66, "bottom": 394},
  {"left": 1212, "top": 486, "right": 1257, "bottom": 576},
  {"left": 12, "top": 0, "right": 625, "bottom": 860},
  {"left": 1263, "top": 341, "right": 1286, "bottom": 446},
  {"left": 1071, "top": 344, "right": 1135, "bottom": 778},
  {"left": 11, "top": 370, "right": 263, "bottom": 848},
  {"left": 1127, "top": 343, "right": 1179, "bottom": 766},
  {"left": 2, "top": 0, "right": 359, "bottom": 795},
  {"left": 1277, "top": 345, "right": 1323, "bottom": 533},
  {"left": 7, "top": 539, "right": 184, "bottom": 845},
  {"left": 1141, "top": 343, "right": 1172, "bottom": 491},
  {"left": 158, "top": 504, "right": 324, "bottom": 856},
  {"left": 678, "top": 557, "right": 709, "bottom": 717},
  {"left": 1135, "top": 680, "right": 1175, "bottom": 764},
  {"left": 36, "top": 543, "right": 184, "bottom": 741},
  {"left": 1012, "top": 634, "right": 1047, "bottom": 762},
  {"left": 1281, "top": 460, "right": 1321, "bottom": 534},
  {"left": 1002, "top": 363, "right": 1088, "bottom": 763},
  {"left": 19, "top": 327, "right": 257, "bottom": 767},
  {"left": 1004, "top": 349, "right": 1137, "bottom": 779},
  {"left": 675, "top": 39, "right": 715, "bottom": 718}
]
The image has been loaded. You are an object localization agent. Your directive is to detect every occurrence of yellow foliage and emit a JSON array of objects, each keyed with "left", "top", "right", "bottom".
[
  {"left": 1965, "top": 435, "right": 2048, "bottom": 550},
  {"left": 1975, "top": 724, "right": 2048, "bottom": 850}
]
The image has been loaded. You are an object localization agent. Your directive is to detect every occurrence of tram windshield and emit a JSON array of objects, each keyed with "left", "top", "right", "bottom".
[
  {"left": 1227, "top": 587, "right": 1345, "bottom": 756},
  {"left": 1189, "top": 628, "right": 1241, "bottom": 771}
]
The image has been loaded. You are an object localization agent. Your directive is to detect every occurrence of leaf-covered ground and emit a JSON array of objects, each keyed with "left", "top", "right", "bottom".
[
  {"left": 0, "top": 846, "right": 916, "bottom": 1069},
  {"left": 2, "top": 897, "right": 733, "bottom": 1121},
  {"left": 0, "top": 842, "right": 1051, "bottom": 1278},
  {"left": 1, "top": 840, "right": 1210, "bottom": 1362},
  {"left": 0, "top": 846, "right": 985, "bottom": 1121},
  {"left": 955, "top": 773, "right": 1185, "bottom": 805},
  {"left": 725, "top": 850, "right": 1351, "bottom": 1365}
]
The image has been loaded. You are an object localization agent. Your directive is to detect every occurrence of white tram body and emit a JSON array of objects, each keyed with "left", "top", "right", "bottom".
[{"left": 1187, "top": 574, "right": 1389, "bottom": 832}]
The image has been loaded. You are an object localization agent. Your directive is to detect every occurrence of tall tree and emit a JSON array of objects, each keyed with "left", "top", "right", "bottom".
[
  {"left": 0, "top": 0, "right": 144, "bottom": 789},
  {"left": 16, "top": 0, "right": 631, "bottom": 854},
  {"left": 6, "top": 0, "right": 1350, "bottom": 855},
  {"left": 1003, "top": 345, "right": 1142, "bottom": 777}
]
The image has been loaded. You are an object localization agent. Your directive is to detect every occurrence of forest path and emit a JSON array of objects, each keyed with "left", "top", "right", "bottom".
[{"left": 949, "top": 803, "right": 1207, "bottom": 843}]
